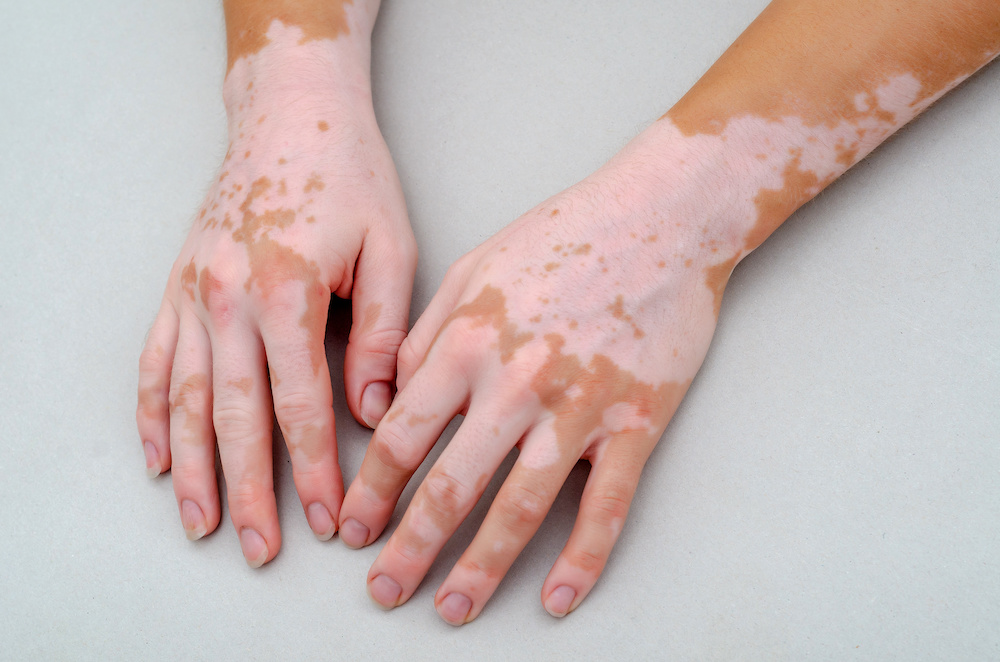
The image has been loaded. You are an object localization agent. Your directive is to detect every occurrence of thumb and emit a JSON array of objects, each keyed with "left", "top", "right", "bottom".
[{"left": 344, "top": 227, "right": 417, "bottom": 428}]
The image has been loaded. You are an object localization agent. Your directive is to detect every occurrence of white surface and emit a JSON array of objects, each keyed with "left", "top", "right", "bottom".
[{"left": 1, "top": 0, "right": 998, "bottom": 659}]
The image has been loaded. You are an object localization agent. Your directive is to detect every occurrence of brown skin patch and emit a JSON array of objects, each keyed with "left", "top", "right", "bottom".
[
  {"left": 278, "top": 157, "right": 287, "bottom": 165},
  {"left": 531, "top": 334, "right": 685, "bottom": 462},
  {"left": 703, "top": 253, "right": 741, "bottom": 318},
  {"left": 665, "top": 0, "right": 1000, "bottom": 136},
  {"left": 231, "top": 176, "right": 329, "bottom": 375},
  {"left": 304, "top": 173, "right": 325, "bottom": 193},
  {"left": 383, "top": 405, "right": 404, "bottom": 425},
  {"left": 439, "top": 286, "right": 533, "bottom": 364},
  {"left": 318, "top": 120, "right": 329, "bottom": 132},
  {"left": 357, "top": 302, "right": 382, "bottom": 337},
  {"left": 169, "top": 374, "right": 211, "bottom": 445},
  {"left": 288, "top": 422, "right": 329, "bottom": 463},
  {"left": 223, "top": 0, "right": 354, "bottom": 72},
  {"left": 745, "top": 148, "right": 833, "bottom": 251},
  {"left": 228, "top": 377, "right": 253, "bottom": 395},
  {"left": 198, "top": 266, "right": 224, "bottom": 309},
  {"left": 544, "top": 262, "right": 561, "bottom": 272},
  {"left": 572, "top": 244, "right": 592, "bottom": 255},
  {"left": 407, "top": 413, "right": 438, "bottom": 427},
  {"left": 180, "top": 259, "right": 198, "bottom": 301}
]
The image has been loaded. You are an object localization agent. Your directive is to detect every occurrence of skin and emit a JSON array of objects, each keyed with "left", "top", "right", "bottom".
[
  {"left": 335, "top": 0, "right": 999, "bottom": 625},
  {"left": 136, "top": 0, "right": 417, "bottom": 565}
]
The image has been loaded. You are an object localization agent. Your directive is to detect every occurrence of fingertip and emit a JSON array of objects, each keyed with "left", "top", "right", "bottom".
[
  {"left": 307, "top": 502, "right": 337, "bottom": 541},
  {"left": 543, "top": 585, "right": 577, "bottom": 618},
  {"left": 340, "top": 517, "right": 370, "bottom": 548},
  {"left": 144, "top": 441, "right": 162, "bottom": 478},
  {"left": 239, "top": 527, "right": 270, "bottom": 568},
  {"left": 368, "top": 574, "right": 403, "bottom": 609}
]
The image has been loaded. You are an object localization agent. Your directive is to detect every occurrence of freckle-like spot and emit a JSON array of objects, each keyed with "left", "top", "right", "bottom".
[
  {"left": 544, "top": 262, "right": 560, "bottom": 272},
  {"left": 658, "top": 261, "right": 667, "bottom": 269},
  {"left": 228, "top": 377, "right": 253, "bottom": 395},
  {"left": 180, "top": 259, "right": 197, "bottom": 301},
  {"left": 246, "top": 81, "right": 253, "bottom": 91},
  {"left": 673, "top": 348, "right": 679, "bottom": 357},
  {"left": 492, "top": 425, "right": 500, "bottom": 436},
  {"left": 607, "top": 295, "right": 645, "bottom": 339},
  {"left": 368, "top": 170, "right": 375, "bottom": 177},
  {"left": 306, "top": 216, "right": 316, "bottom": 223},
  {"left": 244, "top": 151, "right": 251, "bottom": 159},
  {"left": 277, "top": 179, "right": 287, "bottom": 196},
  {"left": 221, "top": 213, "right": 233, "bottom": 230},
  {"left": 572, "top": 244, "right": 592, "bottom": 255},
  {"left": 219, "top": 171, "right": 229, "bottom": 183},
  {"left": 316, "top": 120, "right": 329, "bottom": 132},
  {"left": 552, "top": 245, "right": 562, "bottom": 252},
  {"left": 644, "top": 234, "right": 658, "bottom": 243},
  {"left": 258, "top": 115, "right": 267, "bottom": 124},
  {"left": 499, "top": 246, "right": 508, "bottom": 252},
  {"left": 551, "top": 209, "right": 560, "bottom": 216},
  {"left": 304, "top": 173, "right": 325, "bottom": 193},
  {"left": 529, "top": 315, "right": 542, "bottom": 323},
  {"left": 435, "top": 286, "right": 533, "bottom": 364},
  {"left": 278, "top": 157, "right": 287, "bottom": 165},
  {"left": 568, "top": 320, "right": 578, "bottom": 330}
]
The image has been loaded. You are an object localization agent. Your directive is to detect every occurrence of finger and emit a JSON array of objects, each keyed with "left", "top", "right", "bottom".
[
  {"left": 167, "top": 314, "right": 221, "bottom": 543},
  {"left": 432, "top": 425, "right": 581, "bottom": 625},
  {"left": 137, "top": 298, "right": 179, "bottom": 477},
  {"left": 337, "top": 356, "right": 469, "bottom": 550},
  {"left": 395, "top": 255, "right": 477, "bottom": 390},
  {"left": 344, "top": 228, "right": 417, "bottom": 428},
  {"left": 258, "top": 280, "right": 343, "bottom": 544},
  {"left": 540, "top": 434, "right": 649, "bottom": 618},
  {"left": 364, "top": 399, "right": 537, "bottom": 612}
]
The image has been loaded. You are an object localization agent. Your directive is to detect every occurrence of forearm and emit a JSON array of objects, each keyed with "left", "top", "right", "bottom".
[{"left": 608, "top": 0, "right": 999, "bottom": 312}]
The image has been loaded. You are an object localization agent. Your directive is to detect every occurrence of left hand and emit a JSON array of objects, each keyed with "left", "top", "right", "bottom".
[{"left": 337, "top": 127, "right": 737, "bottom": 623}]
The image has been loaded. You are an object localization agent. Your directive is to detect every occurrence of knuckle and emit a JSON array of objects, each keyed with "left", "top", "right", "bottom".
[
  {"left": 138, "top": 346, "right": 169, "bottom": 377},
  {"left": 213, "top": 403, "right": 261, "bottom": 442},
  {"left": 273, "top": 391, "right": 325, "bottom": 430},
  {"left": 588, "top": 487, "right": 632, "bottom": 527},
  {"left": 372, "top": 421, "right": 424, "bottom": 470},
  {"left": 226, "top": 479, "right": 271, "bottom": 512},
  {"left": 168, "top": 376, "right": 211, "bottom": 417},
  {"left": 566, "top": 546, "right": 606, "bottom": 575},
  {"left": 421, "top": 469, "right": 473, "bottom": 519},
  {"left": 497, "top": 482, "right": 549, "bottom": 530},
  {"left": 353, "top": 326, "right": 406, "bottom": 358},
  {"left": 396, "top": 336, "right": 423, "bottom": 379}
]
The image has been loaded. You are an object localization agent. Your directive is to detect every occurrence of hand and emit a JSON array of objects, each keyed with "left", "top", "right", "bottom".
[
  {"left": 337, "top": 127, "right": 733, "bottom": 622},
  {"left": 136, "top": 23, "right": 416, "bottom": 566}
]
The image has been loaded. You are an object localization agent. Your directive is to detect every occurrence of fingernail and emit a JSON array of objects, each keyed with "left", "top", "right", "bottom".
[
  {"left": 307, "top": 502, "right": 336, "bottom": 541},
  {"left": 239, "top": 527, "right": 268, "bottom": 568},
  {"left": 360, "top": 382, "right": 392, "bottom": 428},
  {"left": 340, "top": 517, "right": 370, "bottom": 548},
  {"left": 144, "top": 441, "right": 160, "bottom": 478},
  {"left": 368, "top": 574, "right": 403, "bottom": 608},
  {"left": 544, "top": 585, "right": 576, "bottom": 617},
  {"left": 181, "top": 499, "right": 207, "bottom": 541},
  {"left": 438, "top": 593, "right": 473, "bottom": 626}
]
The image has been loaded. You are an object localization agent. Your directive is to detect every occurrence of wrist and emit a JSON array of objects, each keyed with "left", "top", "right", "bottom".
[{"left": 222, "top": 18, "right": 373, "bottom": 120}]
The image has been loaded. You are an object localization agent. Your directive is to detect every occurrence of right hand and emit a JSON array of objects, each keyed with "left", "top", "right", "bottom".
[{"left": 136, "top": 23, "right": 416, "bottom": 566}]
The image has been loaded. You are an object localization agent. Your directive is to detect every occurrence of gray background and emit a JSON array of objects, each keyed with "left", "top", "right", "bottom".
[{"left": 1, "top": 0, "right": 997, "bottom": 659}]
